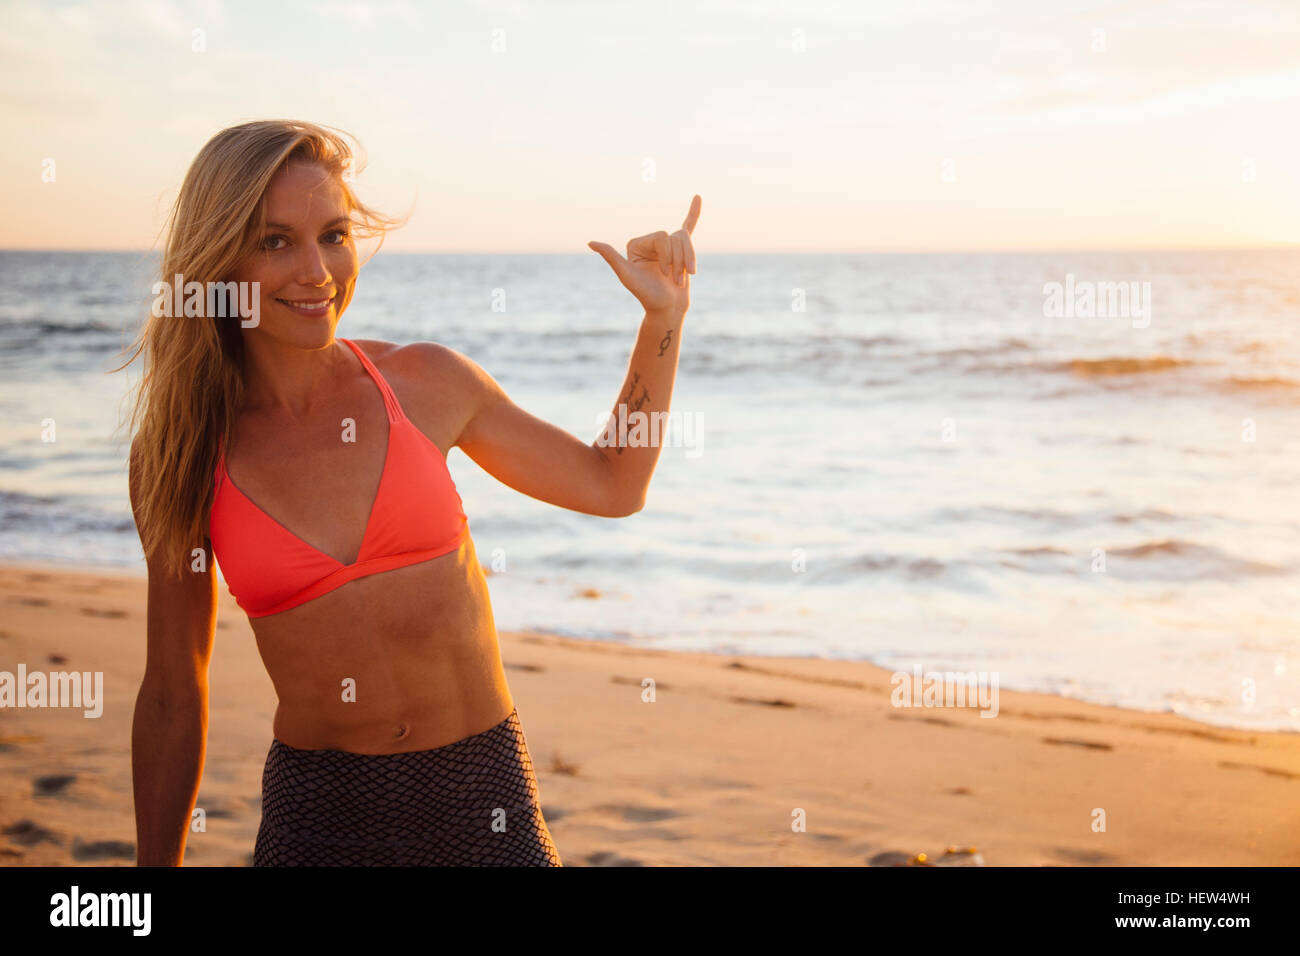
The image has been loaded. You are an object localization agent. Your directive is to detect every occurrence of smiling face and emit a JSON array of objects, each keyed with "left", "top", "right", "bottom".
[{"left": 232, "top": 161, "right": 359, "bottom": 350}]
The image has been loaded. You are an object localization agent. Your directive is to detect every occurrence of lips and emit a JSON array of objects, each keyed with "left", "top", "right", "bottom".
[{"left": 276, "top": 294, "right": 335, "bottom": 314}]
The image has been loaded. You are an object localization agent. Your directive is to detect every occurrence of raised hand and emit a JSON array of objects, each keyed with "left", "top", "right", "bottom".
[{"left": 588, "top": 195, "right": 701, "bottom": 316}]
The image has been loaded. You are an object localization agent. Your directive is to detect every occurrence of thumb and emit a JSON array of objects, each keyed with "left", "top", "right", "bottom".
[{"left": 588, "top": 241, "right": 630, "bottom": 282}]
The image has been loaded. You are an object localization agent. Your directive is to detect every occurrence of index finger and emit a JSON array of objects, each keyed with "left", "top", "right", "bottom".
[{"left": 682, "top": 194, "right": 702, "bottom": 234}]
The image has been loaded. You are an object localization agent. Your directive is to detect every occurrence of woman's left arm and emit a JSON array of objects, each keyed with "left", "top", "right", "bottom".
[{"left": 448, "top": 196, "right": 701, "bottom": 518}]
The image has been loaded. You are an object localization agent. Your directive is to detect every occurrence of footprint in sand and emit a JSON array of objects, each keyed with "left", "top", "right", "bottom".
[
  {"left": 1042, "top": 736, "right": 1113, "bottom": 751},
  {"left": 34, "top": 774, "right": 77, "bottom": 796},
  {"left": 1217, "top": 760, "right": 1300, "bottom": 779},
  {"left": 72, "top": 838, "right": 135, "bottom": 862},
  {"left": 729, "top": 695, "right": 798, "bottom": 708},
  {"left": 611, "top": 675, "right": 669, "bottom": 689},
  {"left": 603, "top": 804, "right": 681, "bottom": 823},
  {"left": 3, "top": 820, "right": 62, "bottom": 847},
  {"left": 79, "top": 607, "right": 126, "bottom": 618},
  {"left": 886, "top": 712, "right": 955, "bottom": 726},
  {"left": 549, "top": 753, "right": 580, "bottom": 776}
]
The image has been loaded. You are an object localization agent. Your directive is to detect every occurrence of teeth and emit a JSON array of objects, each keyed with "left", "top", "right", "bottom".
[{"left": 282, "top": 298, "right": 332, "bottom": 308}]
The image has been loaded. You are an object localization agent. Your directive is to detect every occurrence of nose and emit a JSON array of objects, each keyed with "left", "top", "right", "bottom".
[{"left": 294, "top": 241, "right": 331, "bottom": 287}]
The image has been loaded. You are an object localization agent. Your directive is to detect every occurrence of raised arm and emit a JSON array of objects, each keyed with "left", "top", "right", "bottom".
[{"left": 437, "top": 195, "right": 702, "bottom": 517}]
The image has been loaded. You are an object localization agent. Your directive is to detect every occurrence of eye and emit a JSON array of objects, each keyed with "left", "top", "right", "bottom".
[
  {"left": 261, "top": 235, "right": 287, "bottom": 251},
  {"left": 323, "top": 228, "right": 350, "bottom": 245}
]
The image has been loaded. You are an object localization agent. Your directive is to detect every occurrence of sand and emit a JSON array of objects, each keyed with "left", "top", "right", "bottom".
[{"left": 1, "top": 561, "right": 1297, "bottom": 866}]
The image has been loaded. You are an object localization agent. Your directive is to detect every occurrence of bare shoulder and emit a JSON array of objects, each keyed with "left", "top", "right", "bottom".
[
  {"left": 348, "top": 337, "right": 487, "bottom": 392},
  {"left": 345, "top": 337, "right": 498, "bottom": 443}
]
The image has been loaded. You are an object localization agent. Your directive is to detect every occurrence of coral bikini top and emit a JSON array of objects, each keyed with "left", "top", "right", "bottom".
[{"left": 209, "top": 338, "right": 469, "bottom": 618}]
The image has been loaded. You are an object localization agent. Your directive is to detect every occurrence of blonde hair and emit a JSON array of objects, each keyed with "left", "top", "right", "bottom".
[{"left": 122, "top": 120, "right": 402, "bottom": 575}]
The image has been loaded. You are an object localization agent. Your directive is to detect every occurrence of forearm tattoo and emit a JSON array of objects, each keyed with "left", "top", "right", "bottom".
[
  {"left": 615, "top": 371, "right": 652, "bottom": 456},
  {"left": 620, "top": 371, "right": 640, "bottom": 407},
  {"left": 658, "top": 329, "right": 673, "bottom": 357}
]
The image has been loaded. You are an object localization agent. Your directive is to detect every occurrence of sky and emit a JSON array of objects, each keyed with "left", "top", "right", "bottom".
[{"left": 2, "top": 0, "right": 1299, "bottom": 252}]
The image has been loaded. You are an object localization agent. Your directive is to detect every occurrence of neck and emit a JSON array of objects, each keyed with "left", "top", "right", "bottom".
[{"left": 239, "top": 334, "right": 350, "bottom": 418}]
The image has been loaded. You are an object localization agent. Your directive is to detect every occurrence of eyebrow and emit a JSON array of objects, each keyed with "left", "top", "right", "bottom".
[{"left": 263, "top": 216, "right": 352, "bottom": 231}]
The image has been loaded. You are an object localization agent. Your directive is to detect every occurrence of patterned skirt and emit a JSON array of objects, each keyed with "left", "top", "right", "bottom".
[{"left": 253, "top": 706, "right": 562, "bottom": 866}]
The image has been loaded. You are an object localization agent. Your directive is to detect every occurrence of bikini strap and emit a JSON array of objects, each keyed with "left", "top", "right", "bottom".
[{"left": 340, "top": 338, "right": 404, "bottom": 423}]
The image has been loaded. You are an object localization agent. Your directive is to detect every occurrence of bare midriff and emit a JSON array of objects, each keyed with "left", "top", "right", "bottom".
[{"left": 247, "top": 532, "right": 514, "bottom": 755}]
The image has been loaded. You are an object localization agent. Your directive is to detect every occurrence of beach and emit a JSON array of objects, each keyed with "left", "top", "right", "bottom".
[{"left": 1, "top": 561, "right": 1296, "bottom": 867}]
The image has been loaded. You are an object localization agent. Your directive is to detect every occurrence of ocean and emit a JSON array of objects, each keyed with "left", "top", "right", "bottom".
[{"left": 2, "top": 248, "right": 1297, "bottom": 731}]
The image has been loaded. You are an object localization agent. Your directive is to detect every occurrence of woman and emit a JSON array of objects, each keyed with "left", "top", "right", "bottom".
[{"left": 126, "top": 119, "right": 700, "bottom": 866}]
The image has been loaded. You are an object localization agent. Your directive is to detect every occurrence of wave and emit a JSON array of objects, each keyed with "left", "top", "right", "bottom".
[
  {"left": 0, "top": 318, "right": 131, "bottom": 337},
  {"left": 923, "top": 504, "right": 1178, "bottom": 530},
  {"left": 1113, "top": 508, "right": 1178, "bottom": 524},
  {"left": 1060, "top": 356, "right": 1193, "bottom": 377},
  {"left": 813, "top": 539, "right": 1287, "bottom": 584},
  {"left": 950, "top": 353, "right": 1197, "bottom": 382},
  {"left": 836, "top": 554, "right": 950, "bottom": 578},
  {"left": 0, "top": 490, "right": 135, "bottom": 535},
  {"left": 1223, "top": 375, "right": 1300, "bottom": 393},
  {"left": 1107, "top": 539, "right": 1286, "bottom": 579},
  {"left": 994, "top": 546, "right": 1077, "bottom": 574},
  {"left": 959, "top": 352, "right": 1300, "bottom": 400},
  {"left": 930, "top": 338, "right": 1033, "bottom": 359},
  {"left": 1112, "top": 539, "right": 1190, "bottom": 558}
]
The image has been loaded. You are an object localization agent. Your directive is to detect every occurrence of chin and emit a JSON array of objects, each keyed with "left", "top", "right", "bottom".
[{"left": 303, "top": 324, "right": 339, "bottom": 350}]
